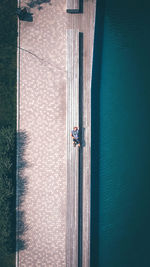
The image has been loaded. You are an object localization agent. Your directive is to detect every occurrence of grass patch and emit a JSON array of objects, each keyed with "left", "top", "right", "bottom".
[{"left": 0, "top": 0, "right": 17, "bottom": 266}]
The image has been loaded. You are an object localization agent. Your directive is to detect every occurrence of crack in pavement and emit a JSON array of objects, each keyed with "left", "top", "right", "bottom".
[{"left": 18, "top": 46, "right": 66, "bottom": 72}]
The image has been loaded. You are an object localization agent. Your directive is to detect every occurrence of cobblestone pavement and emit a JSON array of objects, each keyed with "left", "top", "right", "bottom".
[{"left": 17, "top": 1, "right": 67, "bottom": 266}]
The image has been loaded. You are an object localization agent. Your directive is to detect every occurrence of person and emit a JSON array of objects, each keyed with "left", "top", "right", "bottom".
[{"left": 71, "top": 126, "right": 80, "bottom": 147}]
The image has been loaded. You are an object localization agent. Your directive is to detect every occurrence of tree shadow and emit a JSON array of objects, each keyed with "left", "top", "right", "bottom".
[
  {"left": 17, "top": 8, "right": 33, "bottom": 22},
  {"left": 26, "top": 0, "right": 51, "bottom": 10},
  {"left": 17, "top": 0, "right": 51, "bottom": 21},
  {"left": 16, "top": 131, "right": 29, "bottom": 252}
]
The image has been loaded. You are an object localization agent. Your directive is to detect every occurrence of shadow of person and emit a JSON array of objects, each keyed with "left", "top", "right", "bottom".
[
  {"left": 17, "top": 8, "right": 33, "bottom": 22},
  {"left": 80, "top": 127, "right": 86, "bottom": 147}
]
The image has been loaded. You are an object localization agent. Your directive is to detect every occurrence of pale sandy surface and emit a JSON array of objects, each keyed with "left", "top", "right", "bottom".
[
  {"left": 17, "top": 0, "right": 96, "bottom": 266},
  {"left": 17, "top": 1, "right": 67, "bottom": 266}
]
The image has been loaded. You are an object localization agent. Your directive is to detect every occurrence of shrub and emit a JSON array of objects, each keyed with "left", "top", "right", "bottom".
[{"left": 0, "top": 127, "right": 16, "bottom": 261}]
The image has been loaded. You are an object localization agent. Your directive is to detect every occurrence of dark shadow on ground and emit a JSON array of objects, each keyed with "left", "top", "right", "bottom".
[
  {"left": 90, "top": 1, "right": 105, "bottom": 267},
  {"left": 79, "top": 32, "right": 84, "bottom": 149},
  {"left": 17, "top": 0, "right": 52, "bottom": 21},
  {"left": 26, "top": 0, "right": 51, "bottom": 10},
  {"left": 16, "top": 131, "right": 29, "bottom": 252},
  {"left": 22, "top": 11, "right": 33, "bottom": 22},
  {"left": 67, "top": 0, "right": 83, "bottom": 13},
  {"left": 80, "top": 127, "right": 85, "bottom": 147},
  {"left": 17, "top": 8, "right": 33, "bottom": 22},
  {"left": 78, "top": 32, "right": 83, "bottom": 267},
  {"left": 79, "top": 0, "right": 83, "bottom": 13}
]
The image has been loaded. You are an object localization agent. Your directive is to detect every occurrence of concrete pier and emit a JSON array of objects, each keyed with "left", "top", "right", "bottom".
[{"left": 16, "top": 0, "right": 96, "bottom": 266}]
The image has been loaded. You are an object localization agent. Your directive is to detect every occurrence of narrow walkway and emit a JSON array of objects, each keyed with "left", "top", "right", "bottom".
[
  {"left": 66, "top": 2, "right": 96, "bottom": 266},
  {"left": 66, "top": 29, "right": 80, "bottom": 266},
  {"left": 17, "top": 1, "right": 67, "bottom": 266}
]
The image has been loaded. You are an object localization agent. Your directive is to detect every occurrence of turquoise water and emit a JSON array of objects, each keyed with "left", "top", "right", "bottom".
[{"left": 91, "top": 1, "right": 150, "bottom": 266}]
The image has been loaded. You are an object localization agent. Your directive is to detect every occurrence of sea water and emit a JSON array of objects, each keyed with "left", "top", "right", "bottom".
[{"left": 91, "top": 1, "right": 150, "bottom": 266}]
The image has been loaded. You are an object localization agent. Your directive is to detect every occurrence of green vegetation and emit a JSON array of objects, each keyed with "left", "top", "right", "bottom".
[
  {"left": 0, "top": 0, "right": 17, "bottom": 128},
  {"left": 0, "top": 0, "right": 17, "bottom": 266},
  {"left": 0, "top": 128, "right": 16, "bottom": 266}
]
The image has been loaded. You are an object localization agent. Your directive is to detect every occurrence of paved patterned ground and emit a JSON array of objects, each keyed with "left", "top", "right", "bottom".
[{"left": 17, "top": 1, "right": 67, "bottom": 266}]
